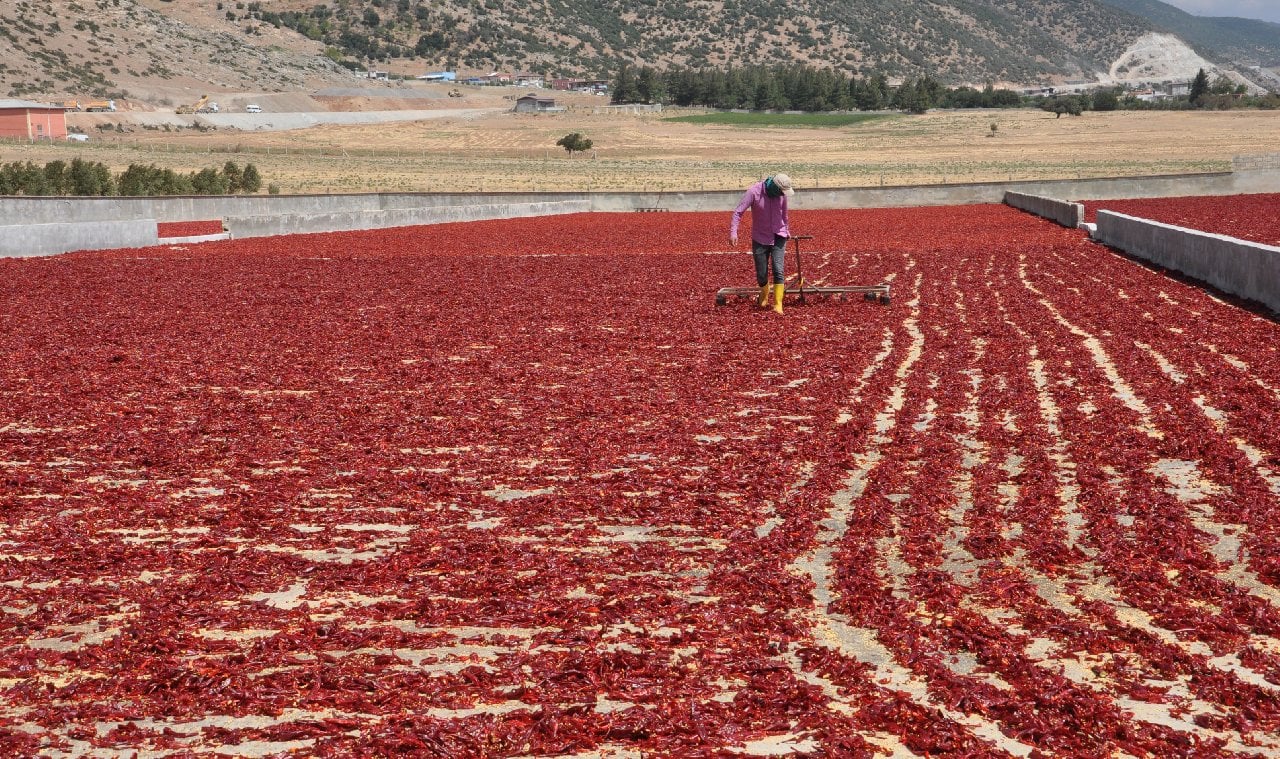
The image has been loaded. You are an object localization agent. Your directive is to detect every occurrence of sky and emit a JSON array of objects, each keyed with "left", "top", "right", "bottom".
[{"left": 1162, "top": 0, "right": 1280, "bottom": 23}]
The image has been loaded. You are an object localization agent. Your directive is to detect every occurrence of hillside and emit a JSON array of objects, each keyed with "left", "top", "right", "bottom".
[
  {"left": 221, "top": 0, "right": 1154, "bottom": 84},
  {"left": 1, "top": 0, "right": 1276, "bottom": 105},
  {"left": 1097, "top": 0, "right": 1280, "bottom": 66},
  {"left": 0, "top": 0, "right": 355, "bottom": 105}
]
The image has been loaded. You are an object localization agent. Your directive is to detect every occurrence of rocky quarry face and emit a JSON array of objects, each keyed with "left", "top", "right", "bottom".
[{"left": 1105, "top": 33, "right": 1266, "bottom": 94}]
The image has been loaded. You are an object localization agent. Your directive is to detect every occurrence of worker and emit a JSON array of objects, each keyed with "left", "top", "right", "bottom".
[{"left": 729, "top": 173, "right": 794, "bottom": 314}]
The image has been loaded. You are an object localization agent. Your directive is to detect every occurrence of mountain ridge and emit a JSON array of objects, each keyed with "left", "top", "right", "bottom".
[
  {"left": 1096, "top": 0, "right": 1280, "bottom": 66},
  {"left": 2, "top": 0, "right": 1276, "bottom": 104}
]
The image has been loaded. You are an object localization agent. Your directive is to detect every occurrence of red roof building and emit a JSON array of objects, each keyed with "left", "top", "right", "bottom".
[{"left": 0, "top": 99, "right": 69, "bottom": 141}]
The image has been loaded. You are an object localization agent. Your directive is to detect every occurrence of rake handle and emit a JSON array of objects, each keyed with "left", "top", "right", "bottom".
[{"left": 792, "top": 235, "right": 813, "bottom": 303}]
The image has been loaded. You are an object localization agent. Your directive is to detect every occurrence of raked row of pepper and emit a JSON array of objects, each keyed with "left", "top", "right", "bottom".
[
  {"left": 1082, "top": 193, "right": 1280, "bottom": 247},
  {"left": 2, "top": 202, "right": 1279, "bottom": 756}
]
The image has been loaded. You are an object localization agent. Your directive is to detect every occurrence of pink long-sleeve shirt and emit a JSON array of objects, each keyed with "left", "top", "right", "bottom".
[{"left": 730, "top": 180, "right": 790, "bottom": 245}]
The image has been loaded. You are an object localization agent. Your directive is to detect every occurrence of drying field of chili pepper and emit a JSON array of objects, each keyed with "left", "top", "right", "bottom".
[
  {"left": 1082, "top": 193, "right": 1280, "bottom": 246},
  {"left": 157, "top": 221, "right": 226, "bottom": 239},
  {"left": 3, "top": 205, "right": 1280, "bottom": 756}
]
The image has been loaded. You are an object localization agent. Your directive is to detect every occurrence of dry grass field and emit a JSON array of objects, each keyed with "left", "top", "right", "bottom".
[{"left": 3, "top": 106, "right": 1277, "bottom": 193}]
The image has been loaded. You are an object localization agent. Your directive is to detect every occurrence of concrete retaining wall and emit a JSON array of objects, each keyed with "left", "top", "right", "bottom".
[
  {"left": 1095, "top": 210, "right": 1280, "bottom": 313},
  {"left": 224, "top": 200, "right": 591, "bottom": 238},
  {"left": 2, "top": 168, "right": 1277, "bottom": 257},
  {"left": 3, "top": 169, "right": 1273, "bottom": 227},
  {"left": 581, "top": 171, "right": 1266, "bottom": 212},
  {"left": 1003, "top": 191, "right": 1083, "bottom": 228},
  {"left": 0, "top": 193, "right": 492, "bottom": 225},
  {"left": 0, "top": 219, "right": 157, "bottom": 257}
]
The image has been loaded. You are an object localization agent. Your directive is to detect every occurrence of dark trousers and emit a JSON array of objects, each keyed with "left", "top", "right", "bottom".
[{"left": 752, "top": 235, "right": 787, "bottom": 286}]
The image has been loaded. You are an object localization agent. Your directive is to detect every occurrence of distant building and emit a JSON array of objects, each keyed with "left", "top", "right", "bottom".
[
  {"left": 550, "top": 78, "right": 609, "bottom": 93},
  {"left": 416, "top": 71, "right": 456, "bottom": 81},
  {"left": 514, "top": 94, "right": 562, "bottom": 113},
  {"left": 0, "top": 99, "right": 69, "bottom": 141},
  {"left": 467, "top": 72, "right": 512, "bottom": 86},
  {"left": 514, "top": 72, "right": 546, "bottom": 88}
]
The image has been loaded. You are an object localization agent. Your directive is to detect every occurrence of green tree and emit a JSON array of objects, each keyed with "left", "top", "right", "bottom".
[
  {"left": 611, "top": 63, "right": 640, "bottom": 104},
  {"left": 556, "top": 132, "right": 593, "bottom": 156},
  {"left": 0, "top": 163, "right": 15, "bottom": 195},
  {"left": 223, "top": 161, "right": 243, "bottom": 193},
  {"left": 415, "top": 31, "right": 446, "bottom": 57},
  {"left": 43, "top": 160, "right": 71, "bottom": 195},
  {"left": 635, "top": 66, "right": 665, "bottom": 104},
  {"left": 852, "top": 73, "right": 888, "bottom": 110},
  {"left": 895, "top": 78, "right": 931, "bottom": 114},
  {"left": 161, "top": 168, "right": 193, "bottom": 195},
  {"left": 117, "top": 163, "right": 192, "bottom": 196},
  {"left": 1210, "top": 74, "right": 1236, "bottom": 95},
  {"left": 191, "top": 167, "right": 229, "bottom": 195},
  {"left": 1042, "top": 96, "right": 1083, "bottom": 118},
  {"left": 240, "top": 163, "right": 262, "bottom": 193},
  {"left": 117, "top": 164, "right": 153, "bottom": 196},
  {"left": 1189, "top": 68, "right": 1210, "bottom": 106},
  {"left": 753, "top": 76, "right": 787, "bottom": 111},
  {"left": 0, "top": 162, "right": 45, "bottom": 195},
  {"left": 1091, "top": 89, "right": 1120, "bottom": 112},
  {"left": 69, "top": 158, "right": 114, "bottom": 195},
  {"left": 990, "top": 89, "right": 1022, "bottom": 107}
]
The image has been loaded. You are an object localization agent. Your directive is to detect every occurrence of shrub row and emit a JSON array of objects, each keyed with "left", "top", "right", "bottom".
[{"left": 0, "top": 159, "right": 263, "bottom": 196}]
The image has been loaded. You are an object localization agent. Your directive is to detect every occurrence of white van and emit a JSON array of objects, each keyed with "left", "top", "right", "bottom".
[{"left": 245, "top": 104, "right": 262, "bottom": 113}]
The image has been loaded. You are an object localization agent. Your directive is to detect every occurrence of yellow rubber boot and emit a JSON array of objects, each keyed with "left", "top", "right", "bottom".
[
  {"left": 773, "top": 284, "right": 785, "bottom": 314},
  {"left": 756, "top": 285, "right": 770, "bottom": 307}
]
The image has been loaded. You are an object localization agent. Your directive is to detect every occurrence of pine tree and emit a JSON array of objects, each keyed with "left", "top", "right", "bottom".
[
  {"left": 1189, "top": 68, "right": 1210, "bottom": 106},
  {"left": 611, "top": 64, "right": 640, "bottom": 104},
  {"left": 635, "top": 67, "right": 665, "bottom": 104}
]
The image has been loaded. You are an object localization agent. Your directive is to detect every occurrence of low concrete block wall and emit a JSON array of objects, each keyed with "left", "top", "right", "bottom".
[
  {"left": 224, "top": 200, "right": 590, "bottom": 238},
  {"left": 2, "top": 168, "right": 1277, "bottom": 256},
  {"left": 0, "top": 193, "right": 591, "bottom": 226},
  {"left": 1096, "top": 210, "right": 1280, "bottom": 313},
  {"left": 1003, "top": 191, "right": 1083, "bottom": 228},
  {"left": 0, "top": 219, "right": 158, "bottom": 258},
  {"left": 598, "top": 170, "right": 1262, "bottom": 212},
  {"left": 4, "top": 169, "right": 1272, "bottom": 226}
]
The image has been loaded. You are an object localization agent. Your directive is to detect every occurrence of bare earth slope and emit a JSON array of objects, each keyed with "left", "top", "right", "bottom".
[{"left": 0, "top": 0, "right": 355, "bottom": 104}]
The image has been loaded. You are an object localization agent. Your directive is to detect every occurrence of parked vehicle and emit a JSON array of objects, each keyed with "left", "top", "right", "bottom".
[
  {"left": 245, "top": 104, "right": 262, "bottom": 113},
  {"left": 66, "top": 133, "right": 89, "bottom": 142}
]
